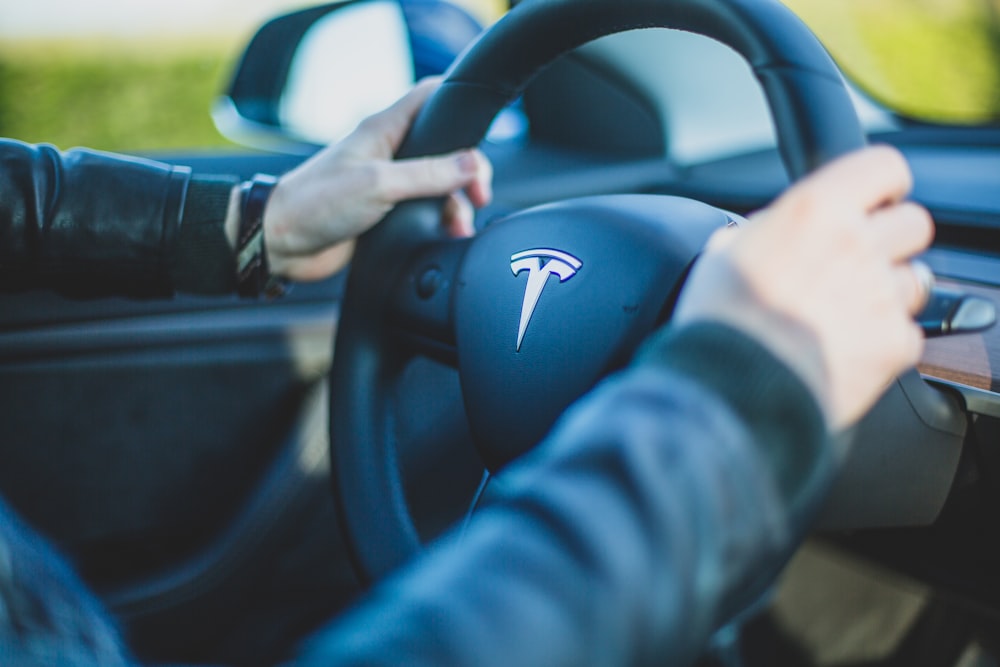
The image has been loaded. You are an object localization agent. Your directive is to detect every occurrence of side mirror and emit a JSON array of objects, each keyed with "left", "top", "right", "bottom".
[{"left": 214, "top": 0, "right": 484, "bottom": 153}]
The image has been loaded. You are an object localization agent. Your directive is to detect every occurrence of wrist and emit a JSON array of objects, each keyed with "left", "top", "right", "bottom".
[
  {"left": 234, "top": 174, "right": 288, "bottom": 298},
  {"left": 260, "top": 177, "right": 294, "bottom": 280}
]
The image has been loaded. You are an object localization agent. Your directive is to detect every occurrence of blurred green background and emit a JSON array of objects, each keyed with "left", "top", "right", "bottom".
[
  {"left": 783, "top": 0, "right": 1000, "bottom": 125},
  {"left": 0, "top": 0, "right": 504, "bottom": 152},
  {"left": 1, "top": 0, "right": 999, "bottom": 153},
  {"left": 0, "top": 38, "right": 238, "bottom": 151}
]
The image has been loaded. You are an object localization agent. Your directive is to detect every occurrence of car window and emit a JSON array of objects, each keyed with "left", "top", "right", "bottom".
[
  {"left": 0, "top": 0, "right": 506, "bottom": 153},
  {"left": 782, "top": 0, "right": 1000, "bottom": 125},
  {"left": 11, "top": 0, "right": 993, "bottom": 154},
  {"left": 0, "top": 0, "right": 311, "bottom": 152},
  {"left": 451, "top": 0, "right": 506, "bottom": 24}
]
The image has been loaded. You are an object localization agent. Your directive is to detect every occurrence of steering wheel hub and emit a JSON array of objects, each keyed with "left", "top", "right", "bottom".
[{"left": 455, "top": 195, "right": 734, "bottom": 470}]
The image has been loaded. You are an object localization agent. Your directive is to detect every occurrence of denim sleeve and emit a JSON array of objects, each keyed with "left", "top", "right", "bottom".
[{"left": 296, "top": 321, "right": 832, "bottom": 667}]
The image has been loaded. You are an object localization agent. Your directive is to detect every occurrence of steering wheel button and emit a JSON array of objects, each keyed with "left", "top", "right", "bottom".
[{"left": 417, "top": 267, "right": 443, "bottom": 299}]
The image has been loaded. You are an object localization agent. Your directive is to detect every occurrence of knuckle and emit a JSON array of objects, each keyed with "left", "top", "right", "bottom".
[
  {"left": 873, "top": 144, "right": 913, "bottom": 190},
  {"left": 423, "top": 156, "right": 464, "bottom": 195},
  {"left": 361, "top": 162, "right": 382, "bottom": 188},
  {"left": 427, "top": 157, "right": 453, "bottom": 185},
  {"left": 898, "top": 322, "right": 924, "bottom": 367},
  {"left": 356, "top": 113, "right": 386, "bottom": 134},
  {"left": 479, "top": 152, "right": 493, "bottom": 180},
  {"left": 909, "top": 203, "right": 935, "bottom": 244},
  {"left": 781, "top": 186, "right": 822, "bottom": 227},
  {"left": 882, "top": 309, "right": 923, "bottom": 362},
  {"left": 357, "top": 162, "right": 387, "bottom": 197},
  {"left": 871, "top": 143, "right": 904, "bottom": 168}
]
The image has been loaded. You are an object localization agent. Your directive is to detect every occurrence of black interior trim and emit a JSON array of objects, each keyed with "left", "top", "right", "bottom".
[{"left": 524, "top": 51, "right": 666, "bottom": 158}]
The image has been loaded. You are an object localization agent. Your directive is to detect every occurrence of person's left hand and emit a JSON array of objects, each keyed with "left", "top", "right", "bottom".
[{"left": 259, "top": 77, "right": 492, "bottom": 282}]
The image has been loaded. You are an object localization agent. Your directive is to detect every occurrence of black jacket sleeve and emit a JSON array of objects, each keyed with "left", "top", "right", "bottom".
[
  {"left": 0, "top": 140, "right": 238, "bottom": 296},
  {"left": 295, "top": 321, "right": 833, "bottom": 667}
]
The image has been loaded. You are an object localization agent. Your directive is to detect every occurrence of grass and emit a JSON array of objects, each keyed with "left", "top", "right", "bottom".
[
  {"left": 0, "top": 0, "right": 510, "bottom": 154},
  {"left": 783, "top": 0, "right": 1000, "bottom": 124},
  {"left": 0, "top": 38, "right": 239, "bottom": 151},
  {"left": 2, "top": 0, "right": 1000, "bottom": 153}
]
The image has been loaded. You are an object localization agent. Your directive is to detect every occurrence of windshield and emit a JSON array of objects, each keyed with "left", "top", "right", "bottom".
[
  {"left": 782, "top": 0, "right": 1000, "bottom": 125},
  {"left": 3, "top": 0, "right": 996, "bottom": 154},
  {"left": 482, "top": 0, "right": 1000, "bottom": 126}
]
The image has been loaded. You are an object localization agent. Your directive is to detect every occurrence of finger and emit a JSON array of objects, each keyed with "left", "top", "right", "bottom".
[
  {"left": 874, "top": 320, "right": 926, "bottom": 392},
  {"left": 801, "top": 145, "right": 913, "bottom": 212},
  {"left": 893, "top": 260, "right": 934, "bottom": 315},
  {"left": 869, "top": 201, "right": 935, "bottom": 262},
  {"left": 899, "top": 320, "right": 926, "bottom": 369},
  {"left": 911, "top": 259, "right": 935, "bottom": 311},
  {"left": 463, "top": 150, "right": 493, "bottom": 208},
  {"left": 359, "top": 77, "right": 443, "bottom": 153},
  {"left": 702, "top": 225, "right": 739, "bottom": 253},
  {"left": 379, "top": 149, "right": 485, "bottom": 203},
  {"left": 442, "top": 192, "right": 475, "bottom": 238}
]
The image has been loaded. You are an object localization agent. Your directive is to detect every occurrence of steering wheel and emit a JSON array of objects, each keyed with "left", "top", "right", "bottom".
[{"left": 329, "top": 0, "right": 865, "bottom": 583}]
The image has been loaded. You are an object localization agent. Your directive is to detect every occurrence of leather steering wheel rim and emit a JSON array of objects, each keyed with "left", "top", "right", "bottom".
[{"left": 330, "top": 0, "right": 866, "bottom": 583}]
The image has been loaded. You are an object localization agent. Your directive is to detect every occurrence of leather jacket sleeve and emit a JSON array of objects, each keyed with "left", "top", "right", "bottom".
[
  {"left": 296, "top": 321, "right": 833, "bottom": 667},
  {"left": 0, "top": 140, "right": 238, "bottom": 297},
  {"left": 0, "top": 315, "right": 831, "bottom": 666}
]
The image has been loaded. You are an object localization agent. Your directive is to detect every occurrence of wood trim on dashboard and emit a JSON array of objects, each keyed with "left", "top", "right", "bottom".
[{"left": 919, "top": 278, "right": 1000, "bottom": 392}]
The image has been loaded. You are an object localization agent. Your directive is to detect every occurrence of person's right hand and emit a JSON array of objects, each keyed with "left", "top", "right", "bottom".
[
  {"left": 259, "top": 77, "right": 492, "bottom": 283},
  {"left": 673, "top": 146, "right": 934, "bottom": 430}
]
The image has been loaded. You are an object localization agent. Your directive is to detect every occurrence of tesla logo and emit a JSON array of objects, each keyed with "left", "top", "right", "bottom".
[{"left": 510, "top": 248, "right": 583, "bottom": 351}]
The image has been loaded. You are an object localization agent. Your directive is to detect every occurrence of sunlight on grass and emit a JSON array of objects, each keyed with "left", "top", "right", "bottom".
[
  {"left": 2, "top": 0, "right": 1000, "bottom": 153},
  {"left": 783, "top": 0, "right": 1000, "bottom": 124},
  {"left": 0, "top": 38, "right": 239, "bottom": 152},
  {"left": 0, "top": 0, "right": 509, "bottom": 154}
]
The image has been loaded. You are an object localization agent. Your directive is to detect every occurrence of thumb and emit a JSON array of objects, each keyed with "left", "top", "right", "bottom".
[
  {"left": 379, "top": 150, "right": 484, "bottom": 204},
  {"left": 704, "top": 224, "right": 739, "bottom": 252}
]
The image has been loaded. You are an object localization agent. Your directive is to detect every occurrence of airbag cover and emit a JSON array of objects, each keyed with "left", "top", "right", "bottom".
[{"left": 454, "top": 194, "right": 733, "bottom": 470}]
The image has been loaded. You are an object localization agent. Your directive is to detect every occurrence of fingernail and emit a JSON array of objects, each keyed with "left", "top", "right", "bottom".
[
  {"left": 911, "top": 259, "right": 935, "bottom": 299},
  {"left": 456, "top": 151, "right": 478, "bottom": 176}
]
